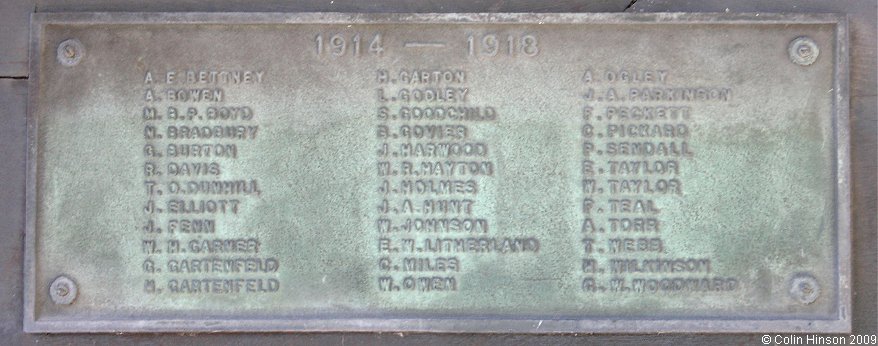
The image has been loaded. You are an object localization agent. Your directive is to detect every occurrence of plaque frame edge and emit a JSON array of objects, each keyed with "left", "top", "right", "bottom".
[{"left": 23, "top": 12, "right": 852, "bottom": 334}]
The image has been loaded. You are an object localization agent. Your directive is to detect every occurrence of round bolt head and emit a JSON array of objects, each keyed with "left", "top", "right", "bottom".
[
  {"left": 49, "top": 275, "right": 77, "bottom": 305},
  {"left": 57, "top": 39, "right": 85, "bottom": 67},
  {"left": 789, "top": 274, "right": 820, "bottom": 305},
  {"left": 788, "top": 36, "right": 819, "bottom": 66}
]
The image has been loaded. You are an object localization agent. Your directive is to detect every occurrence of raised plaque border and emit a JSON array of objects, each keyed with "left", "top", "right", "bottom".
[{"left": 24, "top": 12, "right": 851, "bottom": 334}]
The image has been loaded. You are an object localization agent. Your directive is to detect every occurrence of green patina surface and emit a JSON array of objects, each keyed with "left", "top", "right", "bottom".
[{"left": 27, "top": 14, "right": 845, "bottom": 332}]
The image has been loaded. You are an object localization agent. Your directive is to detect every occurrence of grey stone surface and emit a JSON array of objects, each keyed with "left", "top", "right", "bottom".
[
  {"left": 0, "top": 0, "right": 32, "bottom": 76},
  {"left": 0, "top": 79, "right": 27, "bottom": 344}
]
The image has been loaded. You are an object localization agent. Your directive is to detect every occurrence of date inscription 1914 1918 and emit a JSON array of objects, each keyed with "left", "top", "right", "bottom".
[{"left": 25, "top": 13, "right": 850, "bottom": 333}]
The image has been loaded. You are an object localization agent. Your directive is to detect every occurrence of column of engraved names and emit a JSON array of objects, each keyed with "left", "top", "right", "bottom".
[
  {"left": 140, "top": 69, "right": 280, "bottom": 296},
  {"left": 578, "top": 68, "right": 739, "bottom": 294},
  {"left": 374, "top": 68, "right": 531, "bottom": 293}
]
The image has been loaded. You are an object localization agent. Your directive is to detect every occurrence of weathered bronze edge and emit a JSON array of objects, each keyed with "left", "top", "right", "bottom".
[
  {"left": 30, "top": 11, "right": 846, "bottom": 25},
  {"left": 832, "top": 13, "right": 852, "bottom": 335},
  {"left": 24, "top": 12, "right": 852, "bottom": 334},
  {"left": 24, "top": 317, "right": 853, "bottom": 334}
]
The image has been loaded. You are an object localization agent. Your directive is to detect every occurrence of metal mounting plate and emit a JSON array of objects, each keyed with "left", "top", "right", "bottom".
[{"left": 26, "top": 12, "right": 850, "bottom": 333}]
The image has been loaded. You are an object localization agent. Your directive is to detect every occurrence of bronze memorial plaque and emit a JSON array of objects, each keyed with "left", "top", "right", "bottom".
[{"left": 25, "top": 13, "right": 850, "bottom": 333}]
